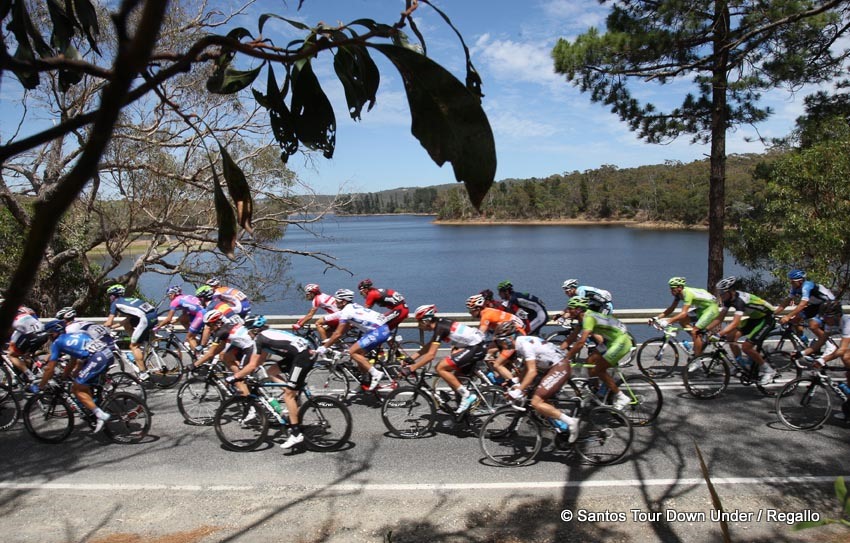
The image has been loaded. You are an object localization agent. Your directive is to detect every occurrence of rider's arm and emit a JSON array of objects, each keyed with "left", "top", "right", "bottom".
[
  {"left": 322, "top": 322, "right": 349, "bottom": 347},
  {"left": 232, "top": 351, "right": 265, "bottom": 380},
  {"left": 782, "top": 299, "right": 808, "bottom": 322},
  {"left": 517, "top": 359, "right": 539, "bottom": 390},
  {"left": 193, "top": 341, "right": 225, "bottom": 367},
  {"left": 668, "top": 303, "right": 692, "bottom": 326},
  {"left": 563, "top": 329, "right": 592, "bottom": 361},
  {"left": 717, "top": 312, "right": 741, "bottom": 337},
  {"left": 297, "top": 307, "right": 318, "bottom": 328},
  {"left": 657, "top": 299, "right": 679, "bottom": 319},
  {"left": 407, "top": 342, "right": 440, "bottom": 372},
  {"left": 156, "top": 310, "right": 176, "bottom": 329}
]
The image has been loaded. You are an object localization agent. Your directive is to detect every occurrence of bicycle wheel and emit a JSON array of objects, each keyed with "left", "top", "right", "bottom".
[
  {"left": 0, "top": 384, "right": 20, "bottom": 430},
  {"left": 304, "top": 364, "right": 352, "bottom": 402},
  {"left": 385, "top": 341, "right": 424, "bottom": 385},
  {"left": 575, "top": 406, "right": 633, "bottom": 465},
  {"left": 381, "top": 386, "right": 436, "bottom": 438},
  {"left": 299, "top": 395, "right": 352, "bottom": 451},
  {"left": 103, "top": 371, "right": 147, "bottom": 402},
  {"left": 177, "top": 377, "right": 224, "bottom": 425},
  {"left": 478, "top": 407, "right": 543, "bottom": 467},
  {"left": 682, "top": 354, "right": 730, "bottom": 399},
  {"left": 146, "top": 343, "right": 184, "bottom": 389},
  {"left": 214, "top": 396, "right": 269, "bottom": 451},
  {"left": 608, "top": 375, "right": 663, "bottom": 426},
  {"left": 635, "top": 337, "right": 680, "bottom": 379},
  {"left": 762, "top": 331, "right": 798, "bottom": 372},
  {"left": 101, "top": 392, "right": 151, "bottom": 444},
  {"left": 23, "top": 390, "right": 74, "bottom": 443},
  {"left": 0, "top": 361, "right": 14, "bottom": 393},
  {"left": 775, "top": 377, "right": 832, "bottom": 430},
  {"left": 755, "top": 363, "right": 801, "bottom": 398}
]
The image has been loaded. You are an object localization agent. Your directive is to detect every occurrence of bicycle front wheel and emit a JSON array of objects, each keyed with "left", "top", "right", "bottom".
[
  {"left": 575, "top": 406, "right": 633, "bottom": 465},
  {"left": 381, "top": 386, "right": 436, "bottom": 438},
  {"left": 775, "top": 377, "right": 832, "bottom": 430},
  {"left": 0, "top": 384, "right": 20, "bottom": 430},
  {"left": 478, "top": 407, "right": 543, "bottom": 467},
  {"left": 609, "top": 375, "right": 663, "bottom": 426},
  {"left": 214, "top": 396, "right": 269, "bottom": 451},
  {"left": 761, "top": 331, "right": 797, "bottom": 372},
  {"left": 636, "top": 337, "right": 680, "bottom": 379},
  {"left": 23, "top": 390, "right": 74, "bottom": 443},
  {"left": 146, "top": 344, "right": 184, "bottom": 389},
  {"left": 102, "top": 392, "right": 151, "bottom": 444},
  {"left": 103, "top": 371, "right": 147, "bottom": 402},
  {"left": 682, "top": 354, "right": 730, "bottom": 399},
  {"left": 299, "top": 395, "right": 352, "bottom": 451},
  {"left": 304, "top": 364, "right": 352, "bottom": 402},
  {"left": 177, "top": 377, "right": 224, "bottom": 425}
]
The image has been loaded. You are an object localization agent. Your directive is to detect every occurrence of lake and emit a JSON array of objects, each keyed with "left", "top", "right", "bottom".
[{"left": 122, "top": 214, "right": 750, "bottom": 315}]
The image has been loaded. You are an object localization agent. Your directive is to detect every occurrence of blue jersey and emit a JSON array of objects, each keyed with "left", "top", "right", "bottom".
[
  {"left": 110, "top": 297, "right": 157, "bottom": 319},
  {"left": 790, "top": 281, "right": 834, "bottom": 306},
  {"left": 50, "top": 332, "right": 97, "bottom": 360}
]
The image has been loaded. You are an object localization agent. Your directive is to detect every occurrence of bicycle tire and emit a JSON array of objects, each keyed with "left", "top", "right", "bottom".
[
  {"left": 103, "top": 371, "right": 147, "bottom": 402},
  {"left": 761, "top": 331, "right": 799, "bottom": 372},
  {"left": 0, "top": 361, "right": 14, "bottom": 393},
  {"left": 575, "top": 406, "right": 633, "bottom": 465},
  {"left": 102, "top": 392, "right": 151, "bottom": 444},
  {"left": 177, "top": 376, "right": 225, "bottom": 425},
  {"left": 299, "top": 395, "right": 352, "bottom": 451},
  {"left": 775, "top": 377, "right": 832, "bottom": 430},
  {"left": 385, "top": 341, "right": 424, "bottom": 385},
  {"left": 23, "top": 389, "right": 74, "bottom": 443},
  {"left": 478, "top": 407, "right": 543, "bottom": 467},
  {"left": 635, "top": 336, "right": 680, "bottom": 379},
  {"left": 755, "top": 363, "right": 801, "bottom": 397},
  {"left": 381, "top": 386, "right": 437, "bottom": 438},
  {"left": 607, "top": 374, "right": 663, "bottom": 426},
  {"left": 304, "top": 364, "right": 352, "bottom": 402},
  {"left": 146, "top": 343, "right": 184, "bottom": 389},
  {"left": 682, "top": 353, "right": 730, "bottom": 399},
  {"left": 0, "top": 384, "right": 20, "bottom": 430},
  {"left": 214, "top": 395, "right": 269, "bottom": 451}
]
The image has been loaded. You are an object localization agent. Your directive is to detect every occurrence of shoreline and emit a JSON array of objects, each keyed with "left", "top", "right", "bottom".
[{"left": 432, "top": 218, "right": 708, "bottom": 230}]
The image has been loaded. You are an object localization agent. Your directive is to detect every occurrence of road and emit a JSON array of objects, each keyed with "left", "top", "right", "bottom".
[{"left": 1, "top": 368, "right": 849, "bottom": 543}]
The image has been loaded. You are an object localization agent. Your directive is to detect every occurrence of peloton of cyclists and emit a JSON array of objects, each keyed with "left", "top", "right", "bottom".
[
  {"left": 154, "top": 286, "right": 206, "bottom": 350},
  {"left": 655, "top": 277, "right": 721, "bottom": 357}
]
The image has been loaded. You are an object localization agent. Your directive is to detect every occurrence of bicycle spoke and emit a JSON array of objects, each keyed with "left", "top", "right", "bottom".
[{"left": 479, "top": 408, "right": 542, "bottom": 467}]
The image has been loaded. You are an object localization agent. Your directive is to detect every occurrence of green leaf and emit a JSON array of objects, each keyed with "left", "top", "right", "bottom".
[
  {"left": 58, "top": 43, "right": 83, "bottom": 92},
  {"left": 207, "top": 62, "right": 264, "bottom": 94},
  {"left": 792, "top": 519, "right": 831, "bottom": 531},
  {"left": 837, "top": 476, "right": 850, "bottom": 517},
  {"left": 370, "top": 43, "right": 495, "bottom": 209},
  {"left": 213, "top": 174, "right": 238, "bottom": 260},
  {"left": 219, "top": 145, "right": 254, "bottom": 234},
  {"left": 72, "top": 0, "right": 100, "bottom": 54},
  {"left": 46, "top": 0, "right": 74, "bottom": 52},
  {"left": 290, "top": 60, "right": 336, "bottom": 158},
  {"left": 255, "top": 65, "right": 299, "bottom": 163},
  {"left": 11, "top": 44, "right": 39, "bottom": 89},
  {"left": 333, "top": 45, "right": 379, "bottom": 120},
  {"left": 259, "top": 13, "right": 310, "bottom": 34}
]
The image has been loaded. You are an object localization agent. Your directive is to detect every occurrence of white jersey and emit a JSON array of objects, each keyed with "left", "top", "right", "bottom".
[
  {"left": 515, "top": 336, "right": 564, "bottom": 370},
  {"left": 325, "top": 303, "right": 384, "bottom": 333},
  {"left": 839, "top": 314, "right": 850, "bottom": 338},
  {"left": 312, "top": 293, "right": 339, "bottom": 314},
  {"left": 12, "top": 313, "right": 43, "bottom": 335}
]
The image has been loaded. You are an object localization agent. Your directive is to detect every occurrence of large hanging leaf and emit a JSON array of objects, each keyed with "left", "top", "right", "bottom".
[
  {"left": 46, "top": 0, "right": 74, "bottom": 53},
  {"left": 219, "top": 145, "right": 254, "bottom": 234},
  {"left": 290, "top": 60, "right": 336, "bottom": 158},
  {"left": 58, "top": 43, "right": 83, "bottom": 92},
  {"left": 253, "top": 65, "right": 299, "bottom": 162},
  {"left": 11, "top": 44, "right": 39, "bottom": 89},
  {"left": 207, "top": 28, "right": 263, "bottom": 94},
  {"left": 213, "top": 174, "right": 238, "bottom": 260},
  {"left": 370, "top": 43, "right": 496, "bottom": 208},
  {"left": 259, "top": 13, "right": 310, "bottom": 34},
  {"left": 72, "top": 0, "right": 100, "bottom": 54},
  {"left": 333, "top": 44, "right": 379, "bottom": 120}
]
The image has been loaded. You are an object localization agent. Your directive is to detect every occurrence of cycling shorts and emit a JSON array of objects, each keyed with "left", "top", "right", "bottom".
[
  {"left": 601, "top": 334, "right": 633, "bottom": 367},
  {"left": 443, "top": 343, "right": 488, "bottom": 374},
  {"left": 75, "top": 349, "right": 112, "bottom": 386},
  {"left": 534, "top": 361, "right": 572, "bottom": 401},
  {"left": 357, "top": 324, "right": 391, "bottom": 352},
  {"left": 187, "top": 312, "right": 205, "bottom": 334},
  {"left": 693, "top": 305, "right": 720, "bottom": 330},
  {"left": 382, "top": 305, "right": 409, "bottom": 330},
  {"left": 738, "top": 315, "right": 775, "bottom": 345},
  {"left": 128, "top": 315, "right": 157, "bottom": 344},
  {"left": 281, "top": 350, "right": 314, "bottom": 391}
]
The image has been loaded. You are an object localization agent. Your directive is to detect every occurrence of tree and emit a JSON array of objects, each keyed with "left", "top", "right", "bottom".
[
  {"left": 551, "top": 0, "right": 850, "bottom": 290},
  {"left": 0, "top": 0, "right": 497, "bottom": 332}
]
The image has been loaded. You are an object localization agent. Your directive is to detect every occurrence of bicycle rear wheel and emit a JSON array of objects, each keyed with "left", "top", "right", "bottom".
[
  {"left": 177, "top": 377, "right": 224, "bottom": 425},
  {"left": 103, "top": 371, "right": 147, "bottom": 402},
  {"left": 636, "top": 337, "right": 680, "bottom": 379},
  {"left": 304, "top": 364, "right": 352, "bottom": 402},
  {"left": 761, "top": 331, "right": 798, "bottom": 372},
  {"left": 102, "top": 392, "right": 151, "bottom": 443},
  {"left": 682, "top": 354, "right": 730, "bottom": 399},
  {"left": 0, "top": 362, "right": 14, "bottom": 394},
  {"left": 23, "top": 390, "right": 74, "bottom": 443},
  {"left": 214, "top": 396, "right": 269, "bottom": 451},
  {"left": 299, "top": 395, "right": 352, "bottom": 451},
  {"left": 478, "top": 407, "right": 543, "bottom": 467},
  {"left": 0, "top": 384, "right": 20, "bottom": 430},
  {"left": 775, "top": 377, "right": 832, "bottom": 430},
  {"left": 146, "top": 343, "right": 184, "bottom": 389},
  {"left": 575, "top": 406, "right": 633, "bottom": 465},
  {"left": 608, "top": 375, "right": 663, "bottom": 426},
  {"left": 381, "top": 386, "right": 436, "bottom": 438}
]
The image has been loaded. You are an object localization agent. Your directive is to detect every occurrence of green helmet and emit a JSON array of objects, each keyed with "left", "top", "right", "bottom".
[
  {"left": 567, "top": 296, "right": 589, "bottom": 310},
  {"left": 668, "top": 277, "right": 687, "bottom": 288},
  {"left": 497, "top": 280, "right": 513, "bottom": 291},
  {"left": 195, "top": 285, "right": 215, "bottom": 299}
]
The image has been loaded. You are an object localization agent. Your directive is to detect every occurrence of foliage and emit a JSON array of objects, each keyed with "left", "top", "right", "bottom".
[{"left": 793, "top": 476, "right": 850, "bottom": 531}]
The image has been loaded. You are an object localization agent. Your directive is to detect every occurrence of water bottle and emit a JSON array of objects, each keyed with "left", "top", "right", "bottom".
[
  {"left": 681, "top": 340, "right": 693, "bottom": 355},
  {"left": 125, "top": 350, "right": 135, "bottom": 362},
  {"left": 838, "top": 383, "right": 850, "bottom": 397},
  {"left": 269, "top": 398, "right": 283, "bottom": 414},
  {"left": 736, "top": 355, "right": 752, "bottom": 370},
  {"left": 549, "top": 418, "right": 569, "bottom": 433},
  {"left": 486, "top": 371, "right": 505, "bottom": 385},
  {"left": 596, "top": 382, "right": 609, "bottom": 399}
]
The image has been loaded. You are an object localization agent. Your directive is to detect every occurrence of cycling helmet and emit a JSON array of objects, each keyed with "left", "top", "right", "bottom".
[
  {"left": 466, "top": 294, "right": 486, "bottom": 309},
  {"left": 205, "top": 277, "right": 221, "bottom": 288},
  {"left": 567, "top": 296, "right": 589, "bottom": 310},
  {"left": 44, "top": 319, "right": 66, "bottom": 334},
  {"left": 479, "top": 289, "right": 494, "bottom": 301},
  {"left": 334, "top": 288, "right": 355, "bottom": 302},
  {"left": 357, "top": 278, "right": 373, "bottom": 290},
  {"left": 788, "top": 269, "right": 807, "bottom": 280},
  {"left": 414, "top": 304, "right": 437, "bottom": 320},
  {"left": 304, "top": 283, "right": 321, "bottom": 295},
  {"left": 244, "top": 315, "right": 267, "bottom": 329},
  {"left": 820, "top": 300, "right": 843, "bottom": 319},
  {"left": 562, "top": 279, "right": 578, "bottom": 290},
  {"left": 668, "top": 277, "right": 687, "bottom": 288},
  {"left": 106, "top": 284, "right": 125, "bottom": 297},
  {"left": 715, "top": 276, "right": 737, "bottom": 292},
  {"left": 196, "top": 285, "right": 215, "bottom": 299},
  {"left": 55, "top": 306, "right": 76, "bottom": 320},
  {"left": 166, "top": 285, "right": 182, "bottom": 297},
  {"left": 497, "top": 280, "right": 513, "bottom": 291},
  {"left": 494, "top": 320, "right": 517, "bottom": 338},
  {"left": 203, "top": 309, "right": 224, "bottom": 324}
]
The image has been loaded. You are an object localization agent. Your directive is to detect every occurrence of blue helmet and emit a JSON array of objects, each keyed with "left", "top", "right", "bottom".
[
  {"left": 788, "top": 269, "right": 806, "bottom": 280},
  {"left": 44, "top": 319, "right": 66, "bottom": 334},
  {"left": 244, "top": 315, "right": 267, "bottom": 329}
]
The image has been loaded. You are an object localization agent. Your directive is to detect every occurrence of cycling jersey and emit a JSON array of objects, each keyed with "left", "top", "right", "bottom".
[
  {"left": 722, "top": 291, "right": 775, "bottom": 319},
  {"left": 208, "top": 300, "right": 241, "bottom": 325},
  {"left": 110, "top": 297, "right": 157, "bottom": 321},
  {"left": 428, "top": 318, "right": 485, "bottom": 347},
  {"left": 255, "top": 329, "right": 310, "bottom": 354},
  {"left": 503, "top": 291, "right": 548, "bottom": 335},
  {"left": 168, "top": 294, "right": 205, "bottom": 333},
  {"left": 363, "top": 288, "right": 409, "bottom": 329},
  {"left": 9, "top": 313, "right": 45, "bottom": 353},
  {"left": 580, "top": 311, "right": 633, "bottom": 366},
  {"left": 838, "top": 315, "right": 850, "bottom": 338},
  {"left": 311, "top": 293, "right": 339, "bottom": 314},
  {"left": 65, "top": 322, "right": 116, "bottom": 347},
  {"left": 326, "top": 303, "right": 384, "bottom": 334},
  {"left": 514, "top": 335, "right": 563, "bottom": 370},
  {"left": 675, "top": 286, "right": 721, "bottom": 329},
  {"left": 213, "top": 286, "right": 251, "bottom": 316},
  {"left": 50, "top": 332, "right": 100, "bottom": 360},
  {"left": 12, "top": 312, "right": 43, "bottom": 335},
  {"left": 210, "top": 323, "right": 255, "bottom": 360},
  {"left": 790, "top": 281, "right": 835, "bottom": 306},
  {"left": 478, "top": 308, "right": 527, "bottom": 335}
]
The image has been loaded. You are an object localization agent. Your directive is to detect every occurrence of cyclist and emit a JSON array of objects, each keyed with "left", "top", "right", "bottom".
[
  {"left": 655, "top": 277, "right": 721, "bottom": 357},
  {"left": 812, "top": 301, "right": 850, "bottom": 418},
  {"left": 56, "top": 307, "right": 116, "bottom": 348},
  {"left": 497, "top": 280, "right": 549, "bottom": 336},
  {"left": 292, "top": 283, "right": 339, "bottom": 335},
  {"left": 774, "top": 269, "right": 835, "bottom": 351},
  {"left": 205, "top": 277, "right": 252, "bottom": 318},
  {"left": 358, "top": 278, "right": 409, "bottom": 331},
  {"left": 404, "top": 304, "right": 488, "bottom": 414},
  {"left": 228, "top": 316, "right": 315, "bottom": 448},
  {"left": 154, "top": 286, "right": 205, "bottom": 350},
  {"left": 466, "top": 294, "right": 527, "bottom": 382},
  {"left": 559, "top": 279, "right": 614, "bottom": 315},
  {"left": 316, "top": 288, "right": 391, "bottom": 391},
  {"left": 478, "top": 289, "right": 504, "bottom": 310},
  {"left": 103, "top": 284, "right": 158, "bottom": 381},
  {"left": 553, "top": 296, "right": 632, "bottom": 411},
  {"left": 30, "top": 319, "right": 114, "bottom": 433},
  {"left": 710, "top": 276, "right": 777, "bottom": 386},
  {"left": 496, "top": 323, "right": 567, "bottom": 411},
  {"left": 196, "top": 285, "right": 241, "bottom": 346},
  {"left": 6, "top": 304, "right": 47, "bottom": 383},
  {"left": 190, "top": 309, "right": 255, "bottom": 396}
]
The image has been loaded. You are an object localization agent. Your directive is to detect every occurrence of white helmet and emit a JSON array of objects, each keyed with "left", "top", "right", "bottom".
[
  {"left": 334, "top": 289, "right": 355, "bottom": 302},
  {"left": 562, "top": 279, "right": 578, "bottom": 290}
]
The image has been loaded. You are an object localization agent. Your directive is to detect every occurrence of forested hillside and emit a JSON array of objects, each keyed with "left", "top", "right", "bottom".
[{"left": 338, "top": 153, "right": 781, "bottom": 225}]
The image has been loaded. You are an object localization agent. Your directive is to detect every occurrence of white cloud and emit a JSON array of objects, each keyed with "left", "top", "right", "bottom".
[
  {"left": 487, "top": 110, "right": 559, "bottom": 139},
  {"left": 473, "top": 33, "right": 560, "bottom": 85},
  {"left": 541, "top": 0, "right": 607, "bottom": 29}
]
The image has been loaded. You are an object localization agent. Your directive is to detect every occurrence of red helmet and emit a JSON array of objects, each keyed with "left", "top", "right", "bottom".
[
  {"left": 358, "top": 278, "right": 373, "bottom": 290},
  {"left": 414, "top": 304, "right": 437, "bottom": 320}
]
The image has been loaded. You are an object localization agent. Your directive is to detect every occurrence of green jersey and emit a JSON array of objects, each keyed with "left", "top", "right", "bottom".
[
  {"left": 679, "top": 286, "right": 719, "bottom": 311},
  {"left": 581, "top": 311, "right": 629, "bottom": 343}
]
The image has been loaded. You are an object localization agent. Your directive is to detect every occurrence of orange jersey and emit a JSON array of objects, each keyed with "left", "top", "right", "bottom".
[{"left": 478, "top": 308, "right": 527, "bottom": 335}]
